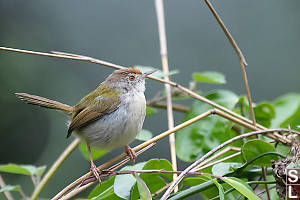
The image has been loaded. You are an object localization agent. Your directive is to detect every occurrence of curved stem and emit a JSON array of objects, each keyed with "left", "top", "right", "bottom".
[{"left": 30, "top": 138, "right": 81, "bottom": 200}]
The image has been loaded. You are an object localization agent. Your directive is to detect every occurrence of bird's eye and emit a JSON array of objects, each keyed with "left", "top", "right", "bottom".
[{"left": 129, "top": 75, "right": 136, "bottom": 81}]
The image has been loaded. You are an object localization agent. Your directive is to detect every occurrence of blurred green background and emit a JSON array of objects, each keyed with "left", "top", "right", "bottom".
[{"left": 1, "top": 0, "right": 300, "bottom": 198}]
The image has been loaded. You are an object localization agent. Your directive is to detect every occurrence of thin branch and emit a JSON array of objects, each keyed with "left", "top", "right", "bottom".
[
  {"left": 203, "top": 0, "right": 247, "bottom": 66},
  {"left": 192, "top": 146, "right": 240, "bottom": 171},
  {"left": 0, "top": 46, "right": 290, "bottom": 144},
  {"left": 261, "top": 166, "right": 271, "bottom": 200},
  {"left": 155, "top": 0, "right": 178, "bottom": 193},
  {"left": 152, "top": 182, "right": 172, "bottom": 197},
  {"left": 193, "top": 152, "right": 241, "bottom": 172},
  {"left": 147, "top": 102, "right": 189, "bottom": 112},
  {"left": 203, "top": 0, "right": 256, "bottom": 126},
  {"left": 31, "top": 138, "right": 81, "bottom": 200},
  {"left": 53, "top": 110, "right": 214, "bottom": 199},
  {"left": 161, "top": 128, "right": 300, "bottom": 200},
  {"left": 56, "top": 143, "right": 155, "bottom": 200},
  {"left": 18, "top": 188, "right": 28, "bottom": 200},
  {"left": 0, "top": 174, "right": 14, "bottom": 200}
]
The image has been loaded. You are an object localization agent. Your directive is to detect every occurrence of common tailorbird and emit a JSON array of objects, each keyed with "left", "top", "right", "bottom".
[{"left": 15, "top": 67, "right": 156, "bottom": 180}]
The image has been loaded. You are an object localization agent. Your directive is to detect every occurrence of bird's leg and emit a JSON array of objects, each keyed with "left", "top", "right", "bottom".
[
  {"left": 87, "top": 143, "right": 101, "bottom": 182},
  {"left": 124, "top": 145, "right": 137, "bottom": 164}
]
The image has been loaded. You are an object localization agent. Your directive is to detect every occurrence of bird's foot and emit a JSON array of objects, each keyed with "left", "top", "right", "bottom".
[
  {"left": 124, "top": 145, "right": 137, "bottom": 164},
  {"left": 90, "top": 162, "right": 101, "bottom": 183}
]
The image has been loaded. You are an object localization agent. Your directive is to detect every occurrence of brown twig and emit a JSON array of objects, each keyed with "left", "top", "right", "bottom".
[
  {"left": 53, "top": 143, "right": 155, "bottom": 200},
  {"left": 203, "top": 0, "right": 256, "bottom": 127},
  {"left": 147, "top": 102, "right": 189, "bottom": 112},
  {"left": 152, "top": 182, "right": 172, "bottom": 197},
  {"left": 192, "top": 146, "right": 240, "bottom": 172},
  {"left": 53, "top": 110, "right": 214, "bottom": 199},
  {"left": 1, "top": 46, "right": 289, "bottom": 143},
  {"left": 262, "top": 166, "right": 271, "bottom": 200},
  {"left": 161, "top": 128, "right": 300, "bottom": 199},
  {"left": 154, "top": 0, "right": 178, "bottom": 192}
]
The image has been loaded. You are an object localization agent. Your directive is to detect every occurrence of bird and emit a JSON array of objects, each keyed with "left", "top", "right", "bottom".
[{"left": 15, "top": 67, "right": 156, "bottom": 180}]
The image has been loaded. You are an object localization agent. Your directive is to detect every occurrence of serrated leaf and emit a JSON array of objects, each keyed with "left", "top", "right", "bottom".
[
  {"left": 114, "top": 162, "right": 146, "bottom": 200},
  {"left": 176, "top": 90, "right": 239, "bottom": 162},
  {"left": 193, "top": 71, "right": 226, "bottom": 84},
  {"left": 222, "top": 177, "right": 260, "bottom": 200},
  {"left": 0, "top": 185, "right": 20, "bottom": 192},
  {"left": 146, "top": 107, "right": 157, "bottom": 116},
  {"left": 133, "top": 173, "right": 152, "bottom": 200},
  {"left": 134, "top": 66, "right": 179, "bottom": 79},
  {"left": 242, "top": 139, "right": 278, "bottom": 167},
  {"left": 136, "top": 130, "right": 152, "bottom": 141},
  {"left": 79, "top": 142, "right": 108, "bottom": 161}
]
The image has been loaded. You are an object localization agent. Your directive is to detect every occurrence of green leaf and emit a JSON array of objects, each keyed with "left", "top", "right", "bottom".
[
  {"left": 35, "top": 166, "right": 47, "bottom": 177},
  {"left": 114, "top": 162, "right": 146, "bottom": 200},
  {"left": 0, "top": 164, "right": 45, "bottom": 176},
  {"left": 193, "top": 71, "right": 226, "bottom": 84},
  {"left": 272, "top": 93, "right": 300, "bottom": 128},
  {"left": 254, "top": 102, "right": 275, "bottom": 128},
  {"left": 201, "top": 174, "right": 225, "bottom": 200},
  {"left": 238, "top": 97, "right": 275, "bottom": 128},
  {"left": 131, "top": 159, "right": 173, "bottom": 199},
  {"left": 141, "top": 159, "right": 173, "bottom": 181},
  {"left": 89, "top": 177, "right": 123, "bottom": 200},
  {"left": 146, "top": 107, "right": 157, "bottom": 116},
  {"left": 176, "top": 90, "right": 239, "bottom": 162},
  {"left": 0, "top": 185, "right": 20, "bottom": 192},
  {"left": 136, "top": 129, "right": 152, "bottom": 141},
  {"left": 212, "top": 163, "right": 243, "bottom": 176},
  {"left": 179, "top": 177, "right": 208, "bottom": 191},
  {"left": 79, "top": 142, "right": 108, "bottom": 161},
  {"left": 242, "top": 139, "right": 278, "bottom": 167},
  {"left": 212, "top": 179, "right": 225, "bottom": 200},
  {"left": 133, "top": 173, "right": 152, "bottom": 200},
  {"left": 221, "top": 177, "right": 260, "bottom": 200},
  {"left": 134, "top": 66, "right": 179, "bottom": 79},
  {"left": 131, "top": 176, "right": 165, "bottom": 200}
]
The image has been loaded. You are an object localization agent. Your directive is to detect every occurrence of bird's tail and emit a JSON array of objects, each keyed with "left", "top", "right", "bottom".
[{"left": 15, "top": 92, "right": 73, "bottom": 115}]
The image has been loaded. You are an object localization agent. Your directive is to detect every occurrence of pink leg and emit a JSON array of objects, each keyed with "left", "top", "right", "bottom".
[
  {"left": 124, "top": 145, "right": 137, "bottom": 164},
  {"left": 87, "top": 144, "right": 101, "bottom": 182}
]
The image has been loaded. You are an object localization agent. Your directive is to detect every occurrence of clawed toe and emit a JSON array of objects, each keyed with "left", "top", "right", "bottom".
[
  {"left": 124, "top": 145, "right": 137, "bottom": 164},
  {"left": 90, "top": 163, "right": 101, "bottom": 183}
]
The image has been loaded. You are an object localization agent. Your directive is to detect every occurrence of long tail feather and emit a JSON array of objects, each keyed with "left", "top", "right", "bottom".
[{"left": 15, "top": 93, "right": 73, "bottom": 114}]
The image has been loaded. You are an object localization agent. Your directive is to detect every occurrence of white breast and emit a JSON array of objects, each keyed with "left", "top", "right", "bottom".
[{"left": 76, "top": 91, "right": 146, "bottom": 150}]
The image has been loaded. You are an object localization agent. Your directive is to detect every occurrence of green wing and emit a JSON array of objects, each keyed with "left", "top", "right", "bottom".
[{"left": 67, "top": 84, "right": 121, "bottom": 137}]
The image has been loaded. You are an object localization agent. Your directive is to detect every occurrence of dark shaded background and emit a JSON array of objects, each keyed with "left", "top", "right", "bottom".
[{"left": 1, "top": 0, "right": 300, "bottom": 198}]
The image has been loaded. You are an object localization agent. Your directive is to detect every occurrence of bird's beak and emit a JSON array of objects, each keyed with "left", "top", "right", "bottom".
[{"left": 141, "top": 69, "right": 157, "bottom": 79}]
